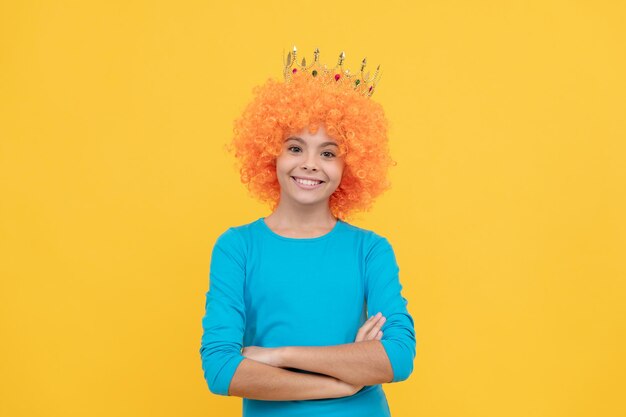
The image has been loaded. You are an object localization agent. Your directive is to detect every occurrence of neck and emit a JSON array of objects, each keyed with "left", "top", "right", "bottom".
[{"left": 266, "top": 199, "right": 336, "bottom": 229}]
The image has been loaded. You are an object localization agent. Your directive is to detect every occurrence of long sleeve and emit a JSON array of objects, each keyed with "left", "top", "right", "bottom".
[
  {"left": 199, "top": 227, "right": 247, "bottom": 396},
  {"left": 364, "top": 234, "right": 416, "bottom": 383}
]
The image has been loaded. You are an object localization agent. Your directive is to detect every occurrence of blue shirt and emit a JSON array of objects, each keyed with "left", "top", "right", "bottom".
[{"left": 200, "top": 217, "right": 416, "bottom": 417}]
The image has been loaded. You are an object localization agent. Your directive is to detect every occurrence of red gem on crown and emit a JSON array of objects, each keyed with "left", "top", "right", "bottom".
[{"left": 334, "top": 74, "right": 341, "bottom": 81}]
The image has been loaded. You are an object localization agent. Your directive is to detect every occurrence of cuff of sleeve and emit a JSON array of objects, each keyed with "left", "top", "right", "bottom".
[
  {"left": 213, "top": 354, "right": 246, "bottom": 396},
  {"left": 380, "top": 339, "right": 411, "bottom": 382}
]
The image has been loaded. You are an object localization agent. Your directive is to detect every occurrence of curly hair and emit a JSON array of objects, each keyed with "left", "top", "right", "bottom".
[{"left": 225, "top": 70, "right": 397, "bottom": 222}]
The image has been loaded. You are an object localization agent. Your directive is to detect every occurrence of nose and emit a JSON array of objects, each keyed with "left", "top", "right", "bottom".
[{"left": 301, "top": 154, "right": 318, "bottom": 171}]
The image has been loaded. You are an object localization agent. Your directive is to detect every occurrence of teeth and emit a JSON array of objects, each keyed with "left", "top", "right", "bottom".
[{"left": 294, "top": 177, "right": 322, "bottom": 186}]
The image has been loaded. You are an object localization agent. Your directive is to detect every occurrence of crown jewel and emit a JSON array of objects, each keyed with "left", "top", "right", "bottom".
[{"left": 282, "top": 46, "right": 382, "bottom": 98}]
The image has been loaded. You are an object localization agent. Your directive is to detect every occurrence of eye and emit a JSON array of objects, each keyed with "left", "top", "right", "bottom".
[
  {"left": 288, "top": 146, "right": 302, "bottom": 153},
  {"left": 322, "top": 151, "right": 336, "bottom": 158}
]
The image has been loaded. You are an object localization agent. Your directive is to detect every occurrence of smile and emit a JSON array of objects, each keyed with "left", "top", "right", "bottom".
[{"left": 291, "top": 176, "right": 325, "bottom": 189}]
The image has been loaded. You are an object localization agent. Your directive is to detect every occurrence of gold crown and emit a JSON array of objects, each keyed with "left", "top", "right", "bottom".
[{"left": 282, "top": 46, "right": 383, "bottom": 98}]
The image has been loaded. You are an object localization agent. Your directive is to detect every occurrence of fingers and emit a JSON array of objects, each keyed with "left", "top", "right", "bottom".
[
  {"left": 366, "top": 315, "right": 386, "bottom": 340},
  {"left": 355, "top": 312, "right": 386, "bottom": 342}
]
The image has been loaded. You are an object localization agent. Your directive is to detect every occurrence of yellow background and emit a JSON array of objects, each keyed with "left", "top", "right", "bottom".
[{"left": 1, "top": 1, "right": 625, "bottom": 416}]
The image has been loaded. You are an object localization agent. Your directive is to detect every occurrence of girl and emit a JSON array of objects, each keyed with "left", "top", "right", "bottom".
[{"left": 200, "top": 47, "right": 416, "bottom": 417}]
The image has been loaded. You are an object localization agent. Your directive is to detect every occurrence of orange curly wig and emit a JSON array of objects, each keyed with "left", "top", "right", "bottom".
[{"left": 225, "top": 70, "right": 397, "bottom": 222}]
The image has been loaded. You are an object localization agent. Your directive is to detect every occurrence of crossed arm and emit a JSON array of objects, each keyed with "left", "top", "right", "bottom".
[
  {"left": 228, "top": 341, "right": 392, "bottom": 400},
  {"left": 228, "top": 314, "right": 393, "bottom": 400}
]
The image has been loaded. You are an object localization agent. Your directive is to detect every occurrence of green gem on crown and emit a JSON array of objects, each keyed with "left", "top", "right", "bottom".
[
  {"left": 355, "top": 79, "right": 361, "bottom": 86},
  {"left": 312, "top": 70, "right": 318, "bottom": 77}
]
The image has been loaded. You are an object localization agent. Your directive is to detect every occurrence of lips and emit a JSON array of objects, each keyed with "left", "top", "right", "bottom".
[
  {"left": 291, "top": 176, "right": 325, "bottom": 189},
  {"left": 292, "top": 176, "right": 324, "bottom": 183}
]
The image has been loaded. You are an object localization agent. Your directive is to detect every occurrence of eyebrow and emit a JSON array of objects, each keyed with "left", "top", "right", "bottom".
[{"left": 284, "top": 136, "right": 338, "bottom": 147}]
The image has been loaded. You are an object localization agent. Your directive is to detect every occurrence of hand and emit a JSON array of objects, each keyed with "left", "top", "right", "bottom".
[
  {"left": 354, "top": 312, "right": 386, "bottom": 343},
  {"left": 344, "top": 312, "right": 386, "bottom": 395},
  {"left": 241, "top": 345, "right": 283, "bottom": 368}
]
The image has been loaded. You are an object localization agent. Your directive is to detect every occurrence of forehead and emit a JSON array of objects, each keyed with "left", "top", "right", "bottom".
[{"left": 284, "top": 124, "right": 339, "bottom": 147}]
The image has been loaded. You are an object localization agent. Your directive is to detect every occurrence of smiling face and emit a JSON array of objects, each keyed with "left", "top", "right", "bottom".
[{"left": 275, "top": 123, "right": 345, "bottom": 209}]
